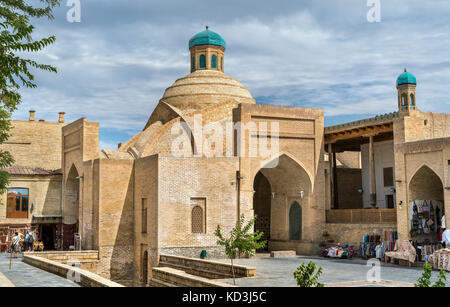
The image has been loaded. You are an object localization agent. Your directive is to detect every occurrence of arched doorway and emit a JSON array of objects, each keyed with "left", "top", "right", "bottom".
[
  {"left": 63, "top": 164, "right": 80, "bottom": 250},
  {"left": 142, "top": 251, "right": 148, "bottom": 284},
  {"left": 289, "top": 202, "right": 302, "bottom": 240},
  {"left": 409, "top": 166, "right": 444, "bottom": 201},
  {"left": 408, "top": 165, "right": 445, "bottom": 238},
  {"left": 253, "top": 154, "right": 311, "bottom": 247}
]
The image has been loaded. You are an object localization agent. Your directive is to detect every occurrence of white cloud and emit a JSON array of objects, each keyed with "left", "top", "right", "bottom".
[{"left": 12, "top": 0, "right": 450, "bottom": 144}]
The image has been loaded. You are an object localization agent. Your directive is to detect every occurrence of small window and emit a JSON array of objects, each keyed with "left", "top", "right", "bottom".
[
  {"left": 410, "top": 93, "right": 415, "bottom": 106},
  {"left": 383, "top": 167, "right": 394, "bottom": 187},
  {"left": 7, "top": 188, "right": 29, "bottom": 219},
  {"left": 191, "top": 56, "right": 195, "bottom": 72},
  {"left": 211, "top": 55, "right": 217, "bottom": 69},
  {"left": 199, "top": 54, "right": 206, "bottom": 69},
  {"left": 191, "top": 206, "right": 203, "bottom": 233},
  {"left": 141, "top": 198, "right": 147, "bottom": 234},
  {"left": 221, "top": 57, "right": 223, "bottom": 71},
  {"left": 401, "top": 94, "right": 408, "bottom": 107}
]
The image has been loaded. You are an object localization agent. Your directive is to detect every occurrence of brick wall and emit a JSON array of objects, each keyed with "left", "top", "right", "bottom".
[{"left": 0, "top": 120, "right": 66, "bottom": 170}]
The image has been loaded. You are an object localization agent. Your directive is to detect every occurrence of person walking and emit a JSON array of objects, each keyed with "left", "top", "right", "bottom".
[
  {"left": 27, "top": 231, "right": 35, "bottom": 252},
  {"left": 24, "top": 231, "right": 30, "bottom": 252},
  {"left": 10, "top": 232, "right": 20, "bottom": 259}
]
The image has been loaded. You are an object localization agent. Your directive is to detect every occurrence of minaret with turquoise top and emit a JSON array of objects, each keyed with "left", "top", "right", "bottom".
[
  {"left": 189, "top": 26, "right": 226, "bottom": 73},
  {"left": 396, "top": 68, "right": 417, "bottom": 116}
]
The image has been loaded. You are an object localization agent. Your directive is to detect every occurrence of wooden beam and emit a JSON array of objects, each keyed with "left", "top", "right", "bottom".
[{"left": 325, "top": 123, "right": 393, "bottom": 144}]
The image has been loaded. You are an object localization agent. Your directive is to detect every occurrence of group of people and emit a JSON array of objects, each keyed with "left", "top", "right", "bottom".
[{"left": 9, "top": 231, "right": 35, "bottom": 258}]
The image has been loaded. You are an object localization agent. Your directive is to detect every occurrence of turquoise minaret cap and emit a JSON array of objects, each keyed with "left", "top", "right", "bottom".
[
  {"left": 397, "top": 68, "right": 417, "bottom": 86},
  {"left": 189, "top": 26, "right": 226, "bottom": 49}
]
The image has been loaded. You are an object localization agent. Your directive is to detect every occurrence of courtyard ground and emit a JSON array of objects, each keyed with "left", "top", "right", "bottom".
[
  {"left": 216, "top": 255, "right": 449, "bottom": 287},
  {"left": 0, "top": 253, "right": 79, "bottom": 287}
]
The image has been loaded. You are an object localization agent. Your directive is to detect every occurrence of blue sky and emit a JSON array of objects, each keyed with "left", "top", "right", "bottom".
[{"left": 15, "top": 0, "right": 450, "bottom": 150}]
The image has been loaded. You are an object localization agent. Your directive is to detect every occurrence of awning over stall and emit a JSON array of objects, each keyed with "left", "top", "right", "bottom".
[{"left": 31, "top": 214, "right": 62, "bottom": 224}]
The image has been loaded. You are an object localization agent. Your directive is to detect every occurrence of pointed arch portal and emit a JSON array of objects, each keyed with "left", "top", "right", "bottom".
[
  {"left": 409, "top": 165, "right": 444, "bottom": 202},
  {"left": 63, "top": 164, "right": 80, "bottom": 250},
  {"left": 253, "top": 154, "right": 311, "bottom": 249}
]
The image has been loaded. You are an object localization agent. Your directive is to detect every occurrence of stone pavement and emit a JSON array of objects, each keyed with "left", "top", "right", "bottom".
[
  {"left": 216, "top": 255, "right": 450, "bottom": 287},
  {"left": 0, "top": 253, "right": 79, "bottom": 287}
]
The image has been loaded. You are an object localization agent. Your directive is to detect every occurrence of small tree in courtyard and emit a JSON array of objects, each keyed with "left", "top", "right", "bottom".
[
  {"left": 293, "top": 261, "right": 324, "bottom": 287},
  {"left": 215, "top": 214, "right": 266, "bottom": 285}
]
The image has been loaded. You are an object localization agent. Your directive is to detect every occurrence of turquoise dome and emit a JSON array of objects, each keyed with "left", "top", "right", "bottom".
[
  {"left": 189, "top": 28, "right": 226, "bottom": 49},
  {"left": 397, "top": 69, "right": 416, "bottom": 86}
]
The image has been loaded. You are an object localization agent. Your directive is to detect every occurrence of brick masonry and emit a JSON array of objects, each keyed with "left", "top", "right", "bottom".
[{"left": 1, "top": 38, "right": 448, "bottom": 288}]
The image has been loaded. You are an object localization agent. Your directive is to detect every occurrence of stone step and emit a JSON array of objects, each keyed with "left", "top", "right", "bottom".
[
  {"left": 151, "top": 267, "right": 232, "bottom": 287},
  {"left": 159, "top": 261, "right": 232, "bottom": 279},
  {"left": 149, "top": 277, "right": 178, "bottom": 287},
  {"left": 270, "top": 250, "right": 297, "bottom": 258},
  {"left": 159, "top": 254, "right": 255, "bottom": 278}
]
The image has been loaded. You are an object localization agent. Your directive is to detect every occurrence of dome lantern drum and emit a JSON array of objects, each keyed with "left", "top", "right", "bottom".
[
  {"left": 396, "top": 69, "right": 418, "bottom": 116},
  {"left": 189, "top": 27, "right": 225, "bottom": 73}
]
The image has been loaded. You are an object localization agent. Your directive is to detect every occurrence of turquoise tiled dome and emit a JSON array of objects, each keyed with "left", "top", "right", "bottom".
[
  {"left": 189, "top": 27, "right": 226, "bottom": 49},
  {"left": 397, "top": 69, "right": 416, "bottom": 86}
]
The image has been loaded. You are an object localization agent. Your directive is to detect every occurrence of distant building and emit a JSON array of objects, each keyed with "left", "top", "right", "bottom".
[{"left": 0, "top": 112, "right": 66, "bottom": 252}]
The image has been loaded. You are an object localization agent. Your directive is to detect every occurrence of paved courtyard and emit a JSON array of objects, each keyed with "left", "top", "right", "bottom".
[
  {"left": 0, "top": 253, "right": 79, "bottom": 287},
  {"left": 216, "top": 255, "right": 449, "bottom": 287}
]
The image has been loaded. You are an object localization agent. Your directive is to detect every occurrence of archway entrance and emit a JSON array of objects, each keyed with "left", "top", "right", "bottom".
[
  {"left": 63, "top": 165, "right": 80, "bottom": 250},
  {"left": 253, "top": 154, "right": 311, "bottom": 248},
  {"left": 408, "top": 165, "right": 445, "bottom": 239},
  {"left": 40, "top": 224, "right": 56, "bottom": 250}
]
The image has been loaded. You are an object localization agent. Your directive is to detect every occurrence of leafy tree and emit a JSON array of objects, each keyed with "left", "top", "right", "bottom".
[
  {"left": 215, "top": 214, "right": 266, "bottom": 285},
  {"left": 293, "top": 261, "right": 324, "bottom": 287},
  {"left": 414, "top": 262, "right": 447, "bottom": 287},
  {"left": 0, "top": 0, "right": 59, "bottom": 194}
]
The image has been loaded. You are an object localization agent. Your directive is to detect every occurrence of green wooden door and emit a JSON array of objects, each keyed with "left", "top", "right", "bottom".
[{"left": 289, "top": 201, "right": 302, "bottom": 240}]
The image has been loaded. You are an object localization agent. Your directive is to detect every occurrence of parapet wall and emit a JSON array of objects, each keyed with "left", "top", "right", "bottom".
[
  {"left": 26, "top": 251, "right": 99, "bottom": 273},
  {"left": 159, "top": 254, "right": 255, "bottom": 279},
  {"left": 23, "top": 254, "right": 123, "bottom": 287}
]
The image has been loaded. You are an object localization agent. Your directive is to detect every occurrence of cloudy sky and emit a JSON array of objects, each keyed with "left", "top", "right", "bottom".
[{"left": 17, "top": 0, "right": 450, "bottom": 150}]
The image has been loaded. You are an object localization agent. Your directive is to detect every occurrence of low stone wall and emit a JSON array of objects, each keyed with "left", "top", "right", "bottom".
[
  {"left": 25, "top": 251, "right": 99, "bottom": 273},
  {"left": 160, "top": 246, "right": 225, "bottom": 259},
  {"left": 23, "top": 254, "right": 123, "bottom": 287},
  {"left": 270, "top": 250, "right": 296, "bottom": 258},
  {"left": 324, "top": 223, "right": 397, "bottom": 247},
  {"left": 269, "top": 240, "right": 318, "bottom": 255},
  {"left": 160, "top": 254, "right": 255, "bottom": 278},
  {"left": 151, "top": 267, "right": 233, "bottom": 287}
]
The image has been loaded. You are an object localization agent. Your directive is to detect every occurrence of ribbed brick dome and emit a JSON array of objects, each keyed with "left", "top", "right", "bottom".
[{"left": 160, "top": 70, "right": 255, "bottom": 113}]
